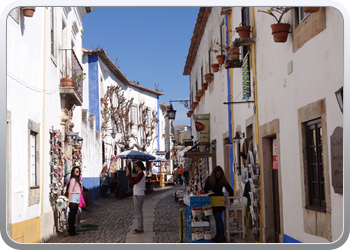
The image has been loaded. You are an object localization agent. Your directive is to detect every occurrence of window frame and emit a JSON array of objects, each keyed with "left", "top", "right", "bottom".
[
  {"left": 30, "top": 132, "right": 38, "bottom": 187},
  {"left": 130, "top": 104, "right": 138, "bottom": 126},
  {"left": 305, "top": 118, "right": 326, "bottom": 212},
  {"left": 294, "top": 7, "right": 310, "bottom": 27}
]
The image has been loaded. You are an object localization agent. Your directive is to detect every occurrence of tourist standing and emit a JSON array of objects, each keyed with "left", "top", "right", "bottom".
[
  {"left": 126, "top": 161, "right": 146, "bottom": 234},
  {"left": 67, "top": 166, "right": 82, "bottom": 236},
  {"left": 101, "top": 164, "right": 109, "bottom": 198}
]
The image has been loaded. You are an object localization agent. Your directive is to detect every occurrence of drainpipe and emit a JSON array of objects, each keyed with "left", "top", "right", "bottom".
[
  {"left": 41, "top": 7, "right": 47, "bottom": 216},
  {"left": 157, "top": 96, "right": 159, "bottom": 152}
]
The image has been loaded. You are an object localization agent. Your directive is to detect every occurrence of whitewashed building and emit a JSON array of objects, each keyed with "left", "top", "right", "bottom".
[
  {"left": 81, "top": 48, "right": 164, "bottom": 196},
  {"left": 184, "top": 6, "right": 343, "bottom": 244},
  {"left": 7, "top": 6, "right": 91, "bottom": 242}
]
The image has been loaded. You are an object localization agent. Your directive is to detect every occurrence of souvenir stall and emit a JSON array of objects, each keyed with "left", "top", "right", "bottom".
[{"left": 182, "top": 146, "right": 214, "bottom": 243}]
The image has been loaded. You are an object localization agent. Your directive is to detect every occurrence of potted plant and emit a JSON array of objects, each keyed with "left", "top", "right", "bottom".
[
  {"left": 202, "top": 82, "right": 208, "bottom": 91},
  {"left": 204, "top": 73, "right": 213, "bottom": 83},
  {"left": 197, "top": 90, "right": 204, "bottom": 97},
  {"left": 60, "top": 77, "right": 73, "bottom": 87},
  {"left": 192, "top": 102, "right": 198, "bottom": 109},
  {"left": 21, "top": 7, "right": 36, "bottom": 17},
  {"left": 195, "top": 96, "right": 201, "bottom": 102},
  {"left": 258, "top": 7, "right": 293, "bottom": 43},
  {"left": 227, "top": 47, "right": 240, "bottom": 60},
  {"left": 163, "top": 134, "right": 166, "bottom": 138},
  {"left": 104, "top": 102, "right": 109, "bottom": 108},
  {"left": 188, "top": 110, "right": 194, "bottom": 116},
  {"left": 138, "top": 124, "right": 142, "bottom": 128},
  {"left": 235, "top": 23, "right": 251, "bottom": 38},
  {"left": 303, "top": 7, "right": 320, "bottom": 13},
  {"left": 152, "top": 126, "right": 155, "bottom": 130},
  {"left": 211, "top": 63, "right": 220, "bottom": 72},
  {"left": 216, "top": 54, "right": 225, "bottom": 65}
]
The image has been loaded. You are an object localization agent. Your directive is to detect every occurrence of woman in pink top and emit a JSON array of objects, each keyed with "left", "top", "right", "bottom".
[{"left": 67, "top": 166, "right": 81, "bottom": 236}]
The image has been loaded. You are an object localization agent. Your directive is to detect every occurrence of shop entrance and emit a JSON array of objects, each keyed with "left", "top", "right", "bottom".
[{"left": 271, "top": 137, "right": 281, "bottom": 243}]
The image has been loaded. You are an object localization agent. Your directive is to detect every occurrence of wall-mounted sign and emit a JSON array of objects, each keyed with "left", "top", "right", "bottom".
[
  {"left": 331, "top": 127, "right": 343, "bottom": 194},
  {"left": 193, "top": 114, "right": 210, "bottom": 152},
  {"left": 272, "top": 139, "right": 278, "bottom": 170}
]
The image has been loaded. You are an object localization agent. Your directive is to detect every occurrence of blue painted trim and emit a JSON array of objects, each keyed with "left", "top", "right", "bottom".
[
  {"left": 82, "top": 176, "right": 101, "bottom": 203},
  {"left": 88, "top": 55, "right": 100, "bottom": 132},
  {"left": 284, "top": 234, "right": 302, "bottom": 243},
  {"left": 225, "top": 15, "right": 234, "bottom": 190}
]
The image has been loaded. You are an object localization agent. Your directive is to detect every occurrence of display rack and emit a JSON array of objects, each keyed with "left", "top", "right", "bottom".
[
  {"left": 184, "top": 194, "right": 212, "bottom": 243},
  {"left": 225, "top": 195, "right": 245, "bottom": 242}
]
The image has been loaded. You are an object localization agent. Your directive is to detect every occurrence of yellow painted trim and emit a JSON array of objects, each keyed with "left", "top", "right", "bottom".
[
  {"left": 11, "top": 217, "right": 41, "bottom": 243},
  {"left": 250, "top": 7, "right": 263, "bottom": 243},
  {"left": 41, "top": 7, "right": 47, "bottom": 215}
]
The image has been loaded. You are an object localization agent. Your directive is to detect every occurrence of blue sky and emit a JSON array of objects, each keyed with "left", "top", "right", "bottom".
[{"left": 82, "top": 7, "right": 200, "bottom": 126}]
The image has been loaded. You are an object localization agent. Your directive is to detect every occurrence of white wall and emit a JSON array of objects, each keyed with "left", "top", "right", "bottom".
[{"left": 254, "top": 7, "right": 343, "bottom": 242}]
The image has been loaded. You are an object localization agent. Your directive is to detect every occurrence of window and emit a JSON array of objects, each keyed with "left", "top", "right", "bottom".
[
  {"left": 50, "top": 7, "right": 55, "bottom": 57},
  {"left": 30, "top": 132, "right": 37, "bottom": 187},
  {"left": 220, "top": 20, "right": 226, "bottom": 54},
  {"left": 145, "top": 110, "right": 151, "bottom": 127},
  {"left": 295, "top": 7, "right": 309, "bottom": 27},
  {"left": 305, "top": 118, "right": 325, "bottom": 211},
  {"left": 130, "top": 105, "right": 138, "bottom": 125}
]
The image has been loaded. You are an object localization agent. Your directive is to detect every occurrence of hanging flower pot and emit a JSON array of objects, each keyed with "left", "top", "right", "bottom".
[
  {"left": 187, "top": 112, "right": 191, "bottom": 118},
  {"left": 204, "top": 73, "right": 213, "bottom": 82},
  {"left": 303, "top": 7, "right": 320, "bottom": 13},
  {"left": 271, "top": 23, "right": 291, "bottom": 43},
  {"left": 235, "top": 25, "right": 251, "bottom": 38},
  {"left": 188, "top": 110, "right": 194, "bottom": 116},
  {"left": 163, "top": 134, "right": 166, "bottom": 138},
  {"left": 152, "top": 126, "right": 155, "bottom": 130},
  {"left": 138, "top": 124, "right": 142, "bottom": 128},
  {"left": 195, "top": 96, "right": 201, "bottom": 102},
  {"left": 227, "top": 47, "right": 240, "bottom": 60},
  {"left": 202, "top": 82, "right": 208, "bottom": 91},
  {"left": 21, "top": 7, "right": 36, "bottom": 17},
  {"left": 197, "top": 90, "right": 204, "bottom": 97},
  {"left": 101, "top": 98, "right": 106, "bottom": 103},
  {"left": 192, "top": 102, "right": 198, "bottom": 109},
  {"left": 104, "top": 103, "right": 109, "bottom": 108},
  {"left": 211, "top": 63, "right": 220, "bottom": 73},
  {"left": 60, "top": 78, "right": 73, "bottom": 87},
  {"left": 216, "top": 55, "right": 225, "bottom": 65}
]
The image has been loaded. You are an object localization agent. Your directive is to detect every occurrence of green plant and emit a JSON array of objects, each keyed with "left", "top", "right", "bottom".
[
  {"left": 258, "top": 7, "right": 293, "bottom": 24},
  {"left": 73, "top": 70, "right": 86, "bottom": 86}
]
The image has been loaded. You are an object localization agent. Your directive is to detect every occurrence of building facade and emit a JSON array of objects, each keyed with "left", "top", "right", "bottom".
[
  {"left": 184, "top": 7, "right": 343, "bottom": 243},
  {"left": 7, "top": 7, "right": 91, "bottom": 242}
]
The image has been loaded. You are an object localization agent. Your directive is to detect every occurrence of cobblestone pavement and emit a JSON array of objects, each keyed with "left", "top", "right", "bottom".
[{"left": 45, "top": 185, "right": 186, "bottom": 244}]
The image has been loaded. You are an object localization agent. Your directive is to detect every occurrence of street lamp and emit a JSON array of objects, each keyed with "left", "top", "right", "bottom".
[
  {"left": 67, "top": 131, "right": 79, "bottom": 146},
  {"left": 233, "top": 131, "right": 243, "bottom": 144},
  {"left": 167, "top": 104, "right": 176, "bottom": 120}
]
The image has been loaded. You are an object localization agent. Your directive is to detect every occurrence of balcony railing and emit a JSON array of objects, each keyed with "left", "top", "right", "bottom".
[{"left": 60, "top": 49, "right": 84, "bottom": 103}]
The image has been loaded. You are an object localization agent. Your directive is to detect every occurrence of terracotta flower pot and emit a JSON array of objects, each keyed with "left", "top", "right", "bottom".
[
  {"left": 303, "top": 7, "right": 320, "bottom": 13},
  {"left": 138, "top": 124, "right": 142, "bottom": 128},
  {"left": 101, "top": 98, "right": 106, "bottom": 103},
  {"left": 235, "top": 25, "right": 251, "bottom": 38},
  {"left": 195, "top": 96, "right": 201, "bottom": 102},
  {"left": 228, "top": 47, "right": 240, "bottom": 60},
  {"left": 187, "top": 113, "right": 191, "bottom": 117},
  {"left": 202, "top": 82, "right": 208, "bottom": 91},
  {"left": 271, "top": 23, "right": 291, "bottom": 43},
  {"left": 152, "top": 126, "right": 155, "bottom": 130},
  {"left": 211, "top": 63, "right": 220, "bottom": 73},
  {"left": 22, "top": 7, "right": 36, "bottom": 17},
  {"left": 192, "top": 102, "right": 198, "bottom": 109},
  {"left": 60, "top": 78, "right": 73, "bottom": 87},
  {"left": 188, "top": 110, "right": 194, "bottom": 116},
  {"left": 163, "top": 134, "right": 166, "bottom": 138},
  {"left": 197, "top": 90, "right": 204, "bottom": 97},
  {"left": 104, "top": 103, "right": 109, "bottom": 108},
  {"left": 216, "top": 55, "right": 225, "bottom": 65},
  {"left": 204, "top": 73, "right": 213, "bottom": 82}
]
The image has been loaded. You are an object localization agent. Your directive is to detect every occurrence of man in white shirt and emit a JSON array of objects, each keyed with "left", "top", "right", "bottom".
[{"left": 152, "top": 163, "right": 158, "bottom": 176}]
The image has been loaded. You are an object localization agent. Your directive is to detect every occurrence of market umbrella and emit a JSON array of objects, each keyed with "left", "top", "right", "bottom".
[
  {"left": 150, "top": 154, "right": 167, "bottom": 162},
  {"left": 117, "top": 150, "right": 156, "bottom": 161}
]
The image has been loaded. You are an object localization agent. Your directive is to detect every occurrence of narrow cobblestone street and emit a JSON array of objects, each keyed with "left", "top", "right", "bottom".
[{"left": 45, "top": 185, "right": 187, "bottom": 244}]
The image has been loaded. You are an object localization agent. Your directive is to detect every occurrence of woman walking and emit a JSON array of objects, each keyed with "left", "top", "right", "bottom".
[
  {"left": 126, "top": 161, "right": 146, "bottom": 234},
  {"left": 67, "top": 166, "right": 82, "bottom": 236},
  {"left": 204, "top": 166, "right": 233, "bottom": 243}
]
